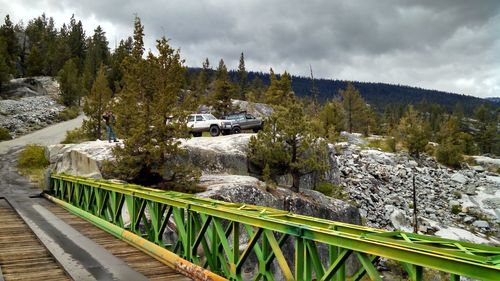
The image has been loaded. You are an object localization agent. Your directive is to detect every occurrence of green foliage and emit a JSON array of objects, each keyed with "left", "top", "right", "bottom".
[
  {"left": 0, "top": 37, "right": 11, "bottom": 86},
  {"left": 264, "top": 69, "right": 294, "bottom": 105},
  {"left": 340, "top": 82, "right": 370, "bottom": 134},
  {"left": 208, "top": 59, "right": 235, "bottom": 117},
  {"left": 451, "top": 205, "right": 461, "bottom": 215},
  {"left": 17, "top": 144, "right": 49, "bottom": 169},
  {"left": 57, "top": 106, "right": 80, "bottom": 121},
  {"left": 61, "top": 127, "right": 90, "bottom": 144},
  {"left": 395, "top": 105, "right": 429, "bottom": 158},
  {"left": 434, "top": 116, "right": 475, "bottom": 168},
  {"left": 110, "top": 18, "right": 198, "bottom": 188},
  {"left": 0, "top": 15, "right": 20, "bottom": 75},
  {"left": 237, "top": 52, "right": 248, "bottom": 100},
  {"left": 315, "top": 182, "right": 348, "bottom": 200},
  {"left": 248, "top": 98, "right": 329, "bottom": 192},
  {"left": 367, "top": 138, "right": 397, "bottom": 153},
  {"left": 435, "top": 143, "right": 463, "bottom": 168},
  {"left": 17, "top": 144, "right": 49, "bottom": 188},
  {"left": 83, "top": 64, "right": 112, "bottom": 139},
  {"left": 82, "top": 26, "right": 110, "bottom": 92},
  {"left": 58, "top": 58, "right": 84, "bottom": 106},
  {"left": 319, "top": 98, "right": 345, "bottom": 137},
  {"left": 0, "top": 127, "right": 12, "bottom": 141}
]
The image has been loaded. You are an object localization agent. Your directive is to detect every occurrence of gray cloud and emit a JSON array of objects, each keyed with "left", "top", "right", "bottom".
[{"left": 1, "top": 0, "right": 499, "bottom": 97}]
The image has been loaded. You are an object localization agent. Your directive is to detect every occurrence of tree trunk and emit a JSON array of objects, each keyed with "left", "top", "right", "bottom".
[{"left": 291, "top": 172, "right": 300, "bottom": 193}]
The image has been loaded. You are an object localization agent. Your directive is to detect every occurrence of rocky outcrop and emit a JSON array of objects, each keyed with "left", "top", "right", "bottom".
[
  {"left": 335, "top": 139, "right": 500, "bottom": 243},
  {"left": 46, "top": 140, "right": 119, "bottom": 178},
  {"left": 198, "top": 99, "right": 274, "bottom": 118},
  {"left": 0, "top": 76, "right": 65, "bottom": 137}
]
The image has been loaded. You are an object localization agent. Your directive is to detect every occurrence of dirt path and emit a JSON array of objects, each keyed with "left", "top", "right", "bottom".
[{"left": 0, "top": 114, "right": 84, "bottom": 155}]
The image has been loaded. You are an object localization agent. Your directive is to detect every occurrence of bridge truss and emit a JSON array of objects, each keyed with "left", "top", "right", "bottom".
[{"left": 47, "top": 174, "right": 500, "bottom": 281}]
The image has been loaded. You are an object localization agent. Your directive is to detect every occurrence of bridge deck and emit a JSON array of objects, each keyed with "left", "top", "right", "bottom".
[
  {"left": 39, "top": 199, "right": 191, "bottom": 281},
  {"left": 0, "top": 199, "right": 69, "bottom": 281},
  {"left": 0, "top": 196, "right": 191, "bottom": 281}
]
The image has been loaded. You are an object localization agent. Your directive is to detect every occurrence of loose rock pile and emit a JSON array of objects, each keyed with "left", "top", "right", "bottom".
[
  {"left": 335, "top": 142, "right": 499, "bottom": 242},
  {"left": 0, "top": 77, "right": 64, "bottom": 137}
]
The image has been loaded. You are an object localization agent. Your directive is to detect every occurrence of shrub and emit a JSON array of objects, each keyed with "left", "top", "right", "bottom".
[
  {"left": 435, "top": 144, "right": 462, "bottom": 168},
  {"left": 17, "top": 144, "right": 49, "bottom": 169},
  {"left": 316, "top": 182, "right": 348, "bottom": 200},
  {"left": 451, "top": 205, "right": 461, "bottom": 215},
  {"left": 61, "top": 127, "right": 90, "bottom": 144},
  {"left": 367, "top": 138, "right": 396, "bottom": 152},
  {"left": 57, "top": 106, "right": 80, "bottom": 121},
  {"left": 0, "top": 127, "right": 12, "bottom": 141}
]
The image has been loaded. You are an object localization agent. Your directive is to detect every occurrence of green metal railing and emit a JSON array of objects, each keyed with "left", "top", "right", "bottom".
[{"left": 47, "top": 174, "right": 500, "bottom": 281}]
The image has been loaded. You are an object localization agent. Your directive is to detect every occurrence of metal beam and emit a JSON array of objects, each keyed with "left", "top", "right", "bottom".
[{"left": 48, "top": 174, "right": 500, "bottom": 281}]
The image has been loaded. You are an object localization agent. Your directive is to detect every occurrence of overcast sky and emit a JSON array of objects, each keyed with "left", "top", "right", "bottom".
[{"left": 1, "top": 0, "right": 499, "bottom": 98}]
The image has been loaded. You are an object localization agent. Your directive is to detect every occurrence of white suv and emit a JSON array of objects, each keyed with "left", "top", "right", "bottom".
[{"left": 187, "top": 114, "right": 233, "bottom": 137}]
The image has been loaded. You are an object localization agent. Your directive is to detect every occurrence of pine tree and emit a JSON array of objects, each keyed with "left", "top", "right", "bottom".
[
  {"left": 108, "top": 37, "right": 132, "bottom": 93},
  {"left": 237, "top": 52, "right": 247, "bottom": 100},
  {"left": 264, "top": 69, "right": 294, "bottom": 105},
  {"left": 67, "top": 15, "right": 86, "bottom": 68},
  {"left": 193, "top": 58, "right": 211, "bottom": 104},
  {"left": 208, "top": 59, "right": 235, "bottom": 117},
  {"left": 248, "top": 99, "right": 328, "bottom": 192},
  {"left": 109, "top": 17, "right": 198, "bottom": 188},
  {"left": 396, "top": 106, "right": 429, "bottom": 158},
  {"left": 26, "top": 45, "right": 44, "bottom": 76},
  {"left": 434, "top": 116, "right": 476, "bottom": 167},
  {"left": 0, "top": 15, "right": 20, "bottom": 75},
  {"left": 83, "top": 64, "right": 112, "bottom": 139},
  {"left": 340, "top": 82, "right": 368, "bottom": 133},
  {"left": 82, "top": 25, "right": 110, "bottom": 92},
  {"left": 57, "top": 58, "right": 83, "bottom": 106},
  {"left": 319, "top": 98, "right": 345, "bottom": 139},
  {"left": 0, "top": 38, "right": 10, "bottom": 88}
]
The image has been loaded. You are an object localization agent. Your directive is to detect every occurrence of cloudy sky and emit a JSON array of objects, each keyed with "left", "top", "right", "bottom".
[{"left": 1, "top": 0, "right": 499, "bottom": 98}]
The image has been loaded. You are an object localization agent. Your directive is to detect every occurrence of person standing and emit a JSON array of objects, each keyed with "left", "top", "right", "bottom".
[{"left": 103, "top": 111, "right": 118, "bottom": 143}]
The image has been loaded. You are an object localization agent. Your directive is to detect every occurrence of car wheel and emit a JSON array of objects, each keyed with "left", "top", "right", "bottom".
[
  {"left": 253, "top": 128, "right": 260, "bottom": 133},
  {"left": 209, "top": 125, "right": 220, "bottom": 137},
  {"left": 192, "top": 132, "right": 201, "bottom": 137},
  {"left": 232, "top": 127, "right": 241, "bottom": 134}
]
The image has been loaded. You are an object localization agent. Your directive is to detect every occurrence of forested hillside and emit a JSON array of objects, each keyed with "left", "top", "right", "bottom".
[{"left": 204, "top": 69, "right": 494, "bottom": 116}]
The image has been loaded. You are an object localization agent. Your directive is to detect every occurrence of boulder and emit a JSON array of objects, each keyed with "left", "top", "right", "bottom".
[
  {"left": 180, "top": 134, "right": 251, "bottom": 175},
  {"left": 472, "top": 220, "right": 489, "bottom": 228},
  {"left": 46, "top": 140, "right": 119, "bottom": 178},
  {"left": 450, "top": 173, "right": 467, "bottom": 184}
]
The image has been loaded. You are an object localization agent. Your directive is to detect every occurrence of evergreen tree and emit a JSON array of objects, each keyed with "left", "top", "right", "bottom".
[
  {"left": 264, "top": 69, "right": 293, "bottom": 105},
  {"left": 319, "top": 98, "right": 345, "bottom": 139},
  {"left": 193, "top": 58, "right": 211, "bottom": 104},
  {"left": 82, "top": 25, "right": 110, "bottom": 92},
  {"left": 109, "top": 18, "right": 198, "bottom": 188},
  {"left": 340, "top": 82, "right": 368, "bottom": 133},
  {"left": 237, "top": 52, "right": 247, "bottom": 100},
  {"left": 83, "top": 64, "right": 112, "bottom": 139},
  {"left": 435, "top": 115, "right": 477, "bottom": 166},
  {"left": 396, "top": 106, "right": 429, "bottom": 158},
  {"left": 57, "top": 58, "right": 83, "bottom": 106},
  {"left": 208, "top": 59, "right": 235, "bottom": 117},
  {"left": 108, "top": 37, "right": 133, "bottom": 93},
  {"left": 474, "top": 104, "right": 498, "bottom": 154},
  {"left": 26, "top": 45, "right": 44, "bottom": 76},
  {"left": 248, "top": 99, "right": 328, "bottom": 192},
  {"left": 0, "top": 38, "right": 10, "bottom": 87},
  {"left": 0, "top": 15, "right": 20, "bottom": 75},
  {"left": 67, "top": 15, "right": 86, "bottom": 67}
]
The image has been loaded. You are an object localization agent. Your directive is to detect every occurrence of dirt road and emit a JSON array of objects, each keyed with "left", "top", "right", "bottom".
[{"left": 0, "top": 114, "right": 84, "bottom": 154}]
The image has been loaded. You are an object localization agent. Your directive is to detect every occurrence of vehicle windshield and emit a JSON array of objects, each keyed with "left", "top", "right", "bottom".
[{"left": 204, "top": 114, "right": 217, "bottom": 120}]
